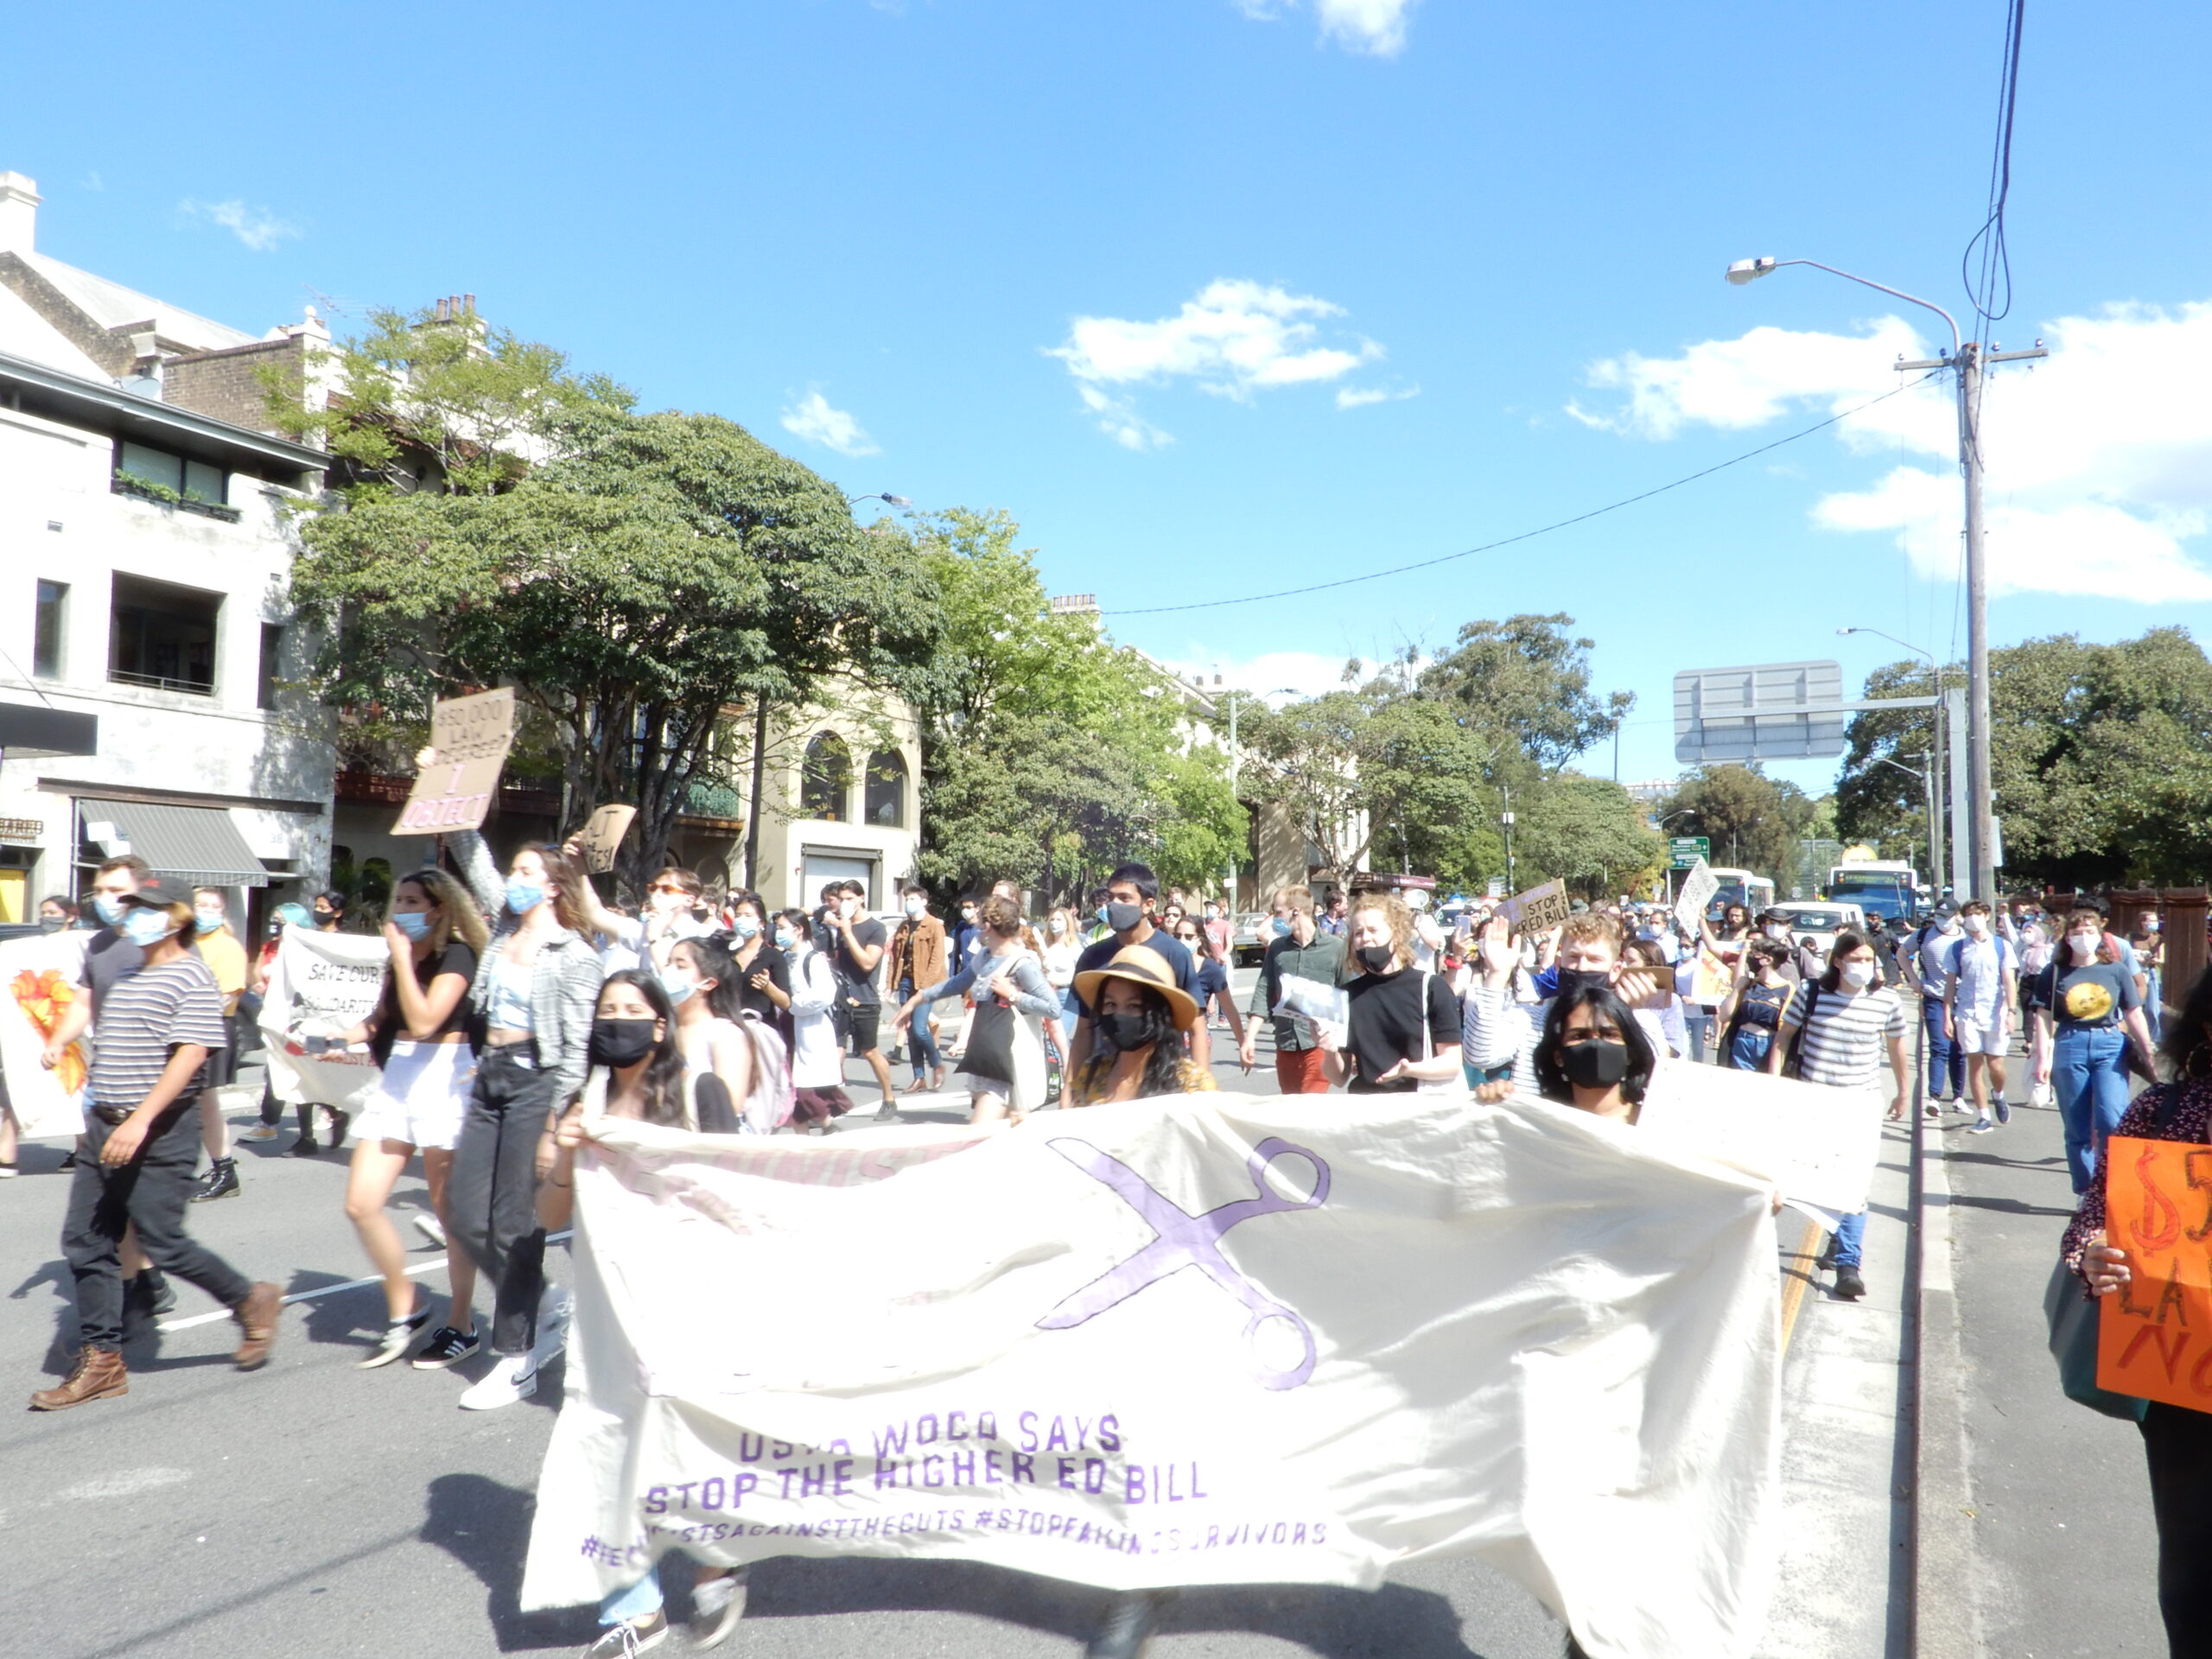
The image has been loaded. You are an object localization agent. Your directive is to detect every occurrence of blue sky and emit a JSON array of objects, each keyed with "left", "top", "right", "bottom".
[{"left": 10, "top": 0, "right": 2209, "bottom": 795}]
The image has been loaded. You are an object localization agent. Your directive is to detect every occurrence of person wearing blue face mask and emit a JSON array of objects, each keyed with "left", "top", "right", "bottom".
[
  {"left": 33, "top": 891, "right": 281, "bottom": 1409},
  {"left": 720, "top": 890, "right": 792, "bottom": 1039},
  {"left": 445, "top": 834, "right": 605, "bottom": 1409},
  {"left": 183, "top": 889, "right": 253, "bottom": 1204},
  {"left": 321, "top": 869, "right": 489, "bottom": 1370},
  {"left": 1240, "top": 886, "right": 1344, "bottom": 1093}
]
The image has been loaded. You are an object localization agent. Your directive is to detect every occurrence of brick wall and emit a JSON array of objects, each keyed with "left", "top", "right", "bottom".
[
  {"left": 162, "top": 336, "right": 304, "bottom": 433},
  {"left": 0, "top": 251, "right": 137, "bottom": 375}
]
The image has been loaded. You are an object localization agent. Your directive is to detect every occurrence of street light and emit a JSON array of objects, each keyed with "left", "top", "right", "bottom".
[
  {"left": 1731, "top": 256, "right": 2044, "bottom": 904},
  {"left": 1217, "top": 683, "right": 1303, "bottom": 911},
  {"left": 1839, "top": 626, "right": 1949, "bottom": 894},
  {"left": 1873, "top": 753, "right": 1942, "bottom": 907},
  {"left": 845, "top": 492, "right": 912, "bottom": 510}
]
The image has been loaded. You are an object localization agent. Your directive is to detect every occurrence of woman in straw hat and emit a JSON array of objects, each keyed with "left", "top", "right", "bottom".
[{"left": 1065, "top": 946, "right": 1217, "bottom": 1106}]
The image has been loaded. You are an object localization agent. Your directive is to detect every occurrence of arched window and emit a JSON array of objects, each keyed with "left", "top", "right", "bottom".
[
  {"left": 800, "top": 732, "right": 852, "bottom": 822},
  {"left": 865, "top": 749, "right": 908, "bottom": 829}
]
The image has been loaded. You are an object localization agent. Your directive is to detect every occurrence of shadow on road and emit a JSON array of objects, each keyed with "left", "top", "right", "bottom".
[{"left": 422, "top": 1471, "right": 594, "bottom": 1653}]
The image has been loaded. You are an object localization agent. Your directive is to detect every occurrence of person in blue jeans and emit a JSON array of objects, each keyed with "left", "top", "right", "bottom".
[
  {"left": 1721, "top": 938, "right": 1793, "bottom": 1071},
  {"left": 2033, "top": 907, "right": 2159, "bottom": 1196},
  {"left": 1902, "top": 907, "right": 1967, "bottom": 1104}
]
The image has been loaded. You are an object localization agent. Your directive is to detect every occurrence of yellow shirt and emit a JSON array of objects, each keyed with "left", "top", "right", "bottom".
[
  {"left": 196, "top": 927, "right": 248, "bottom": 1013},
  {"left": 1068, "top": 1052, "right": 1217, "bottom": 1108}
]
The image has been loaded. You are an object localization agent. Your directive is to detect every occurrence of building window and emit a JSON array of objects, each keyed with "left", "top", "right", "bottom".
[
  {"left": 116, "top": 441, "right": 228, "bottom": 506},
  {"left": 33, "top": 581, "right": 66, "bottom": 678},
  {"left": 864, "top": 749, "right": 908, "bottom": 829},
  {"left": 799, "top": 733, "right": 852, "bottom": 822},
  {"left": 257, "top": 622, "right": 283, "bottom": 710},
  {"left": 110, "top": 574, "right": 220, "bottom": 696}
]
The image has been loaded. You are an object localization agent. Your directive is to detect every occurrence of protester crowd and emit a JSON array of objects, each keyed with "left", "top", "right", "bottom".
[{"left": 1, "top": 836, "right": 2199, "bottom": 1658}]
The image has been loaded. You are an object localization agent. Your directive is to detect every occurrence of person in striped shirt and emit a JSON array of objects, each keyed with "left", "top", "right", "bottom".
[{"left": 1766, "top": 929, "right": 1910, "bottom": 1302}]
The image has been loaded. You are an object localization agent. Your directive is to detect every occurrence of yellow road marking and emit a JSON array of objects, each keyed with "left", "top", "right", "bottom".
[{"left": 1779, "top": 1217, "right": 1824, "bottom": 1357}]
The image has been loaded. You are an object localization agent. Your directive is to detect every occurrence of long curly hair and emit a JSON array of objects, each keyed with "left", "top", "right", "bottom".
[{"left": 1075, "top": 984, "right": 1188, "bottom": 1100}]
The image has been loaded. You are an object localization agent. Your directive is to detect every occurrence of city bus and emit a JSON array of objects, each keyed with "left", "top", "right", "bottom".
[
  {"left": 1703, "top": 867, "right": 1776, "bottom": 924},
  {"left": 1826, "top": 860, "right": 1920, "bottom": 927}
]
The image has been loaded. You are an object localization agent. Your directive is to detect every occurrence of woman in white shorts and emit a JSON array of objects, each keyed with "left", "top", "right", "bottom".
[{"left": 335, "top": 869, "right": 487, "bottom": 1370}]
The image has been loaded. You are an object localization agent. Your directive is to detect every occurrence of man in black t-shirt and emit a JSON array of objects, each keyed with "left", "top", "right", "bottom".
[
  {"left": 824, "top": 880, "right": 896, "bottom": 1116},
  {"left": 1069, "top": 861, "right": 1207, "bottom": 1077}
]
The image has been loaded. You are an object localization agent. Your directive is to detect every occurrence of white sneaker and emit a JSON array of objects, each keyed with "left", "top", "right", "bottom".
[
  {"left": 412, "top": 1212, "right": 448, "bottom": 1249},
  {"left": 457, "top": 1353, "right": 537, "bottom": 1409},
  {"left": 238, "top": 1124, "right": 281, "bottom": 1143}
]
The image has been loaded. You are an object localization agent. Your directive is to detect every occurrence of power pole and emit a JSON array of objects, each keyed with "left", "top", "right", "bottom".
[
  {"left": 1897, "top": 334, "right": 2045, "bottom": 900},
  {"left": 1501, "top": 785, "right": 1515, "bottom": 893}
]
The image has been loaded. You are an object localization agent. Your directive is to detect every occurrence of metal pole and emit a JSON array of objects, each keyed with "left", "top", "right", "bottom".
[
  {"left": 1960, "top": 342, "right": 1995, "bottom": 903},
  {"left": 1946, "top": 686, "right": 1969, "bottom": 899},
  {"left": 1928, "top": 682, "right": 1945, "bottom": 896}
]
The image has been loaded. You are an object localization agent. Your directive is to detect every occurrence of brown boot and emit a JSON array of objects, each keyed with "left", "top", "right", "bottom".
[
  {"left": 232, "top": 1281, "right": 283, "bottom": 1370},
  {"left": 30, "top": 1348, "right": 129, "bottom": 1410}
]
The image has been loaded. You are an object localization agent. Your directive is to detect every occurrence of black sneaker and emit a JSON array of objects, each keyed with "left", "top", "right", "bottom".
[
  {"left": 289, "top": 1134, "right": 321, "bottom": 1158},
  {"left": 582, "top": 1610, "right": 667, "bottom": 1656},
  {"left": 125, "top": 1272, "right": 177, "bottom": 1319},
  {"left": 1995, "top": 1097, "right": 2012, "bottom": 1125},
  {"left": 189, "top": 1158, "right": 241, "bottom": 1203},
  {"left": 1815, "top": 1236, "right": 1838, "bottom": 1271},
  {"left": 1834, "top": 1267, "right": 1867, "bottom": 1301},
  {"left": 411, "top": 1325, "right": 481, "bottom": 1370},
  {"left": 1087, "top": 1590, "right": 1174, "bottom": 1659}
]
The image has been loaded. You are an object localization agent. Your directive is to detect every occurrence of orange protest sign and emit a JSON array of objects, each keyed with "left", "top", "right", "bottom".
[{"left": 2096, "top": 1135, "right": 2212, "bottom": 1412}]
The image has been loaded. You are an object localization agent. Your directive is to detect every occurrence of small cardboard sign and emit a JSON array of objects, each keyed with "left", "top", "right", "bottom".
[
  {"left": 575, "top": 804, "right": 638, "bottom": 874},
  {"left": 1674, "top": 858, "right": 1719, "bottom": 934},
  {"left": 1495, "top": 879, "right": 1568, "bottom": 935},
  {"left": 2096, "top": 1135, "right": 2212, "bottom": 1412},
  {"left": 392, "top": 688, "right": 517, "bottom": 836}
]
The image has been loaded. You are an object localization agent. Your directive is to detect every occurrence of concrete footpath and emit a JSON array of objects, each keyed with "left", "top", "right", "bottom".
[{"left": 1936, "top": 1086, "right": 2166, "bottom": 1656}]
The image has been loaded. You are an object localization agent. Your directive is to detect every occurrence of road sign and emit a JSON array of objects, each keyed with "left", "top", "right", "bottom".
[
  {"left": 1674, "top": 661, "right": 1847, "bottom": 764},
  {"left": 1669, "top": 836, "right": 1710, "bottom": 869}
]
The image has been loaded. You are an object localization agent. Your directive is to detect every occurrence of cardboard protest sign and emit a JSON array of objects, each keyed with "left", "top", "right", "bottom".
[
  {"left": 1637, "top": 1065, "right": 1885, "bottom": 1230},
  {"left": 575, "top": 804, "right": 638, "bottom": 874},
  {"left": 1674, "top": 859, "right": 1719, "bottom": 935},
  {"left": 521, "top": 1093, "right": 1783, "bottom": 1659},
  {"left": 2097, "top": 1135, "right": 2212, "bottom": 1412},
  {"left": 1690, "top": 946, "right": 1738, "bottom": 1007},
  {"left": 1495, "top": 878, "right": 1569, "bottom": 935},
  {"left": 258, "top": 927, "right": 393, "bottom": 1115},
  {"left": 0, "top": 930, "right": 90, "bottom": 1139},
  {"left": 392, "top": 687, "right": 517, "bottom": 835}
]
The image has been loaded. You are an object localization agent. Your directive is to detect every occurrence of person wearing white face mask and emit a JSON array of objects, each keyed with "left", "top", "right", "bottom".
[
  {"left": 2032, "top": 905, "right": 2158, "bottom": 1197},
  {"left": 888, "top": 885, "right": 949, "bottom": 1095},
  {"left": 1767, "top": 931, "right": 1909, "bottom": 1301},
  {"left": 1901, "top": 901, "right": 1969, "bottom": 1108},
  {"left": 721, "top": 890, "right": 791, "bottom": 1037},
  {"left": 1940, "top": 900, "right": 2018, "bottom": 1135}
]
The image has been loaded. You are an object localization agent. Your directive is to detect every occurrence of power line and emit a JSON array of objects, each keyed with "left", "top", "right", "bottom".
[
  {"left": 1104, "top": 372, "right": 1943, "bottom": 618},
  {"left": 1961, "top": 0, "right": 2027, "bottom": 341}
]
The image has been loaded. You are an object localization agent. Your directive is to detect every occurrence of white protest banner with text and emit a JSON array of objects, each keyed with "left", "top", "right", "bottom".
[
  {"left": 258, "top": 928, "right": 391, "bottom": 1109},
  {"left": 522, "top": 1094, "right": 1782, "bottom": 1659},
  {"left": 0, "top": 930, "right": 90, "bottom": 1138}
]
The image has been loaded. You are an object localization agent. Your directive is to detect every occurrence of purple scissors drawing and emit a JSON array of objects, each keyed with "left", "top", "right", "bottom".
[{"left": 1036, "top": 1136, "right": 1331, "bottom": 1390}]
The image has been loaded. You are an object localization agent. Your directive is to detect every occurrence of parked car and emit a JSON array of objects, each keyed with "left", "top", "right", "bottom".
[{"left": 1231, "top": 912, "right": 1275, "bottom": 968}]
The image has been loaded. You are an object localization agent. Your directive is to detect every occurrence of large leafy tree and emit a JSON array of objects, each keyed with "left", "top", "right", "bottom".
[
  {"left": 283, "top": 312, "right": 938, "bottom": 890},
  {"left": 902, "top": 510, "right": 1243, "bottom": 901},
  {"left": 1660, "top": 765, "right": 1802, "bottom": 886},
  {"left": 1417, "top": 613, "right": 1636, "bottom": 771}
]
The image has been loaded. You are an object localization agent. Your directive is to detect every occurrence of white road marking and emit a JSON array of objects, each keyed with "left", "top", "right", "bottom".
[
  {"left": 154, "top": 1229, "right": 574, "bottom": 1333},
  {"left": 59, "top": 1467, "right": 191, "bottom": 1502}
]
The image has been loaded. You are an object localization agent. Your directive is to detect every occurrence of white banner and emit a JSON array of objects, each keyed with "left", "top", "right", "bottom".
[
  {"left": 522, "top": 1094, "right": 1782, "bottom": 1659},
  {"left": 1673, "top": 858, "right": 1719, "bottom": 934},
  {"left": 1636, "top": 1064, "right": 1885, "bottom": 1230},
  {"left": 0, "top": 931, "right": 91, "bottom": 1139},
  {"left": 258, "top": 928, "right": 391, "bottom": 1110}
]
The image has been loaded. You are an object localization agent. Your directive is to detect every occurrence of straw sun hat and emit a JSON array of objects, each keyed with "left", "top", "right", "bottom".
[{"left": 1073, "top": 945, "right": 1203, "bottom": 1032}]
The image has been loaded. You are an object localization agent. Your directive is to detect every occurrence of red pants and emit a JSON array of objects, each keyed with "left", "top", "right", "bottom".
[{"left": 1274, "top": 1047, "right": 1331, "bottom": 1094}]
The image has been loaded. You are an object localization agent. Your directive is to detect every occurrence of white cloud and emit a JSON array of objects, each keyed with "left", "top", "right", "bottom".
[
  {"left": 1336, "top": 383, "right": 1420, "bottom": 410},
  {"left": 179, "top": 198, "right": 299, "bottom": 252},
  {"left": 1570, "top": 301, "right": 2212, "bottom": 602},
  {"left": 1235, "top": 0, "right": 1418, "bottom": 55},
  {"left": 1050, "top": 278, "right": 1382, "bottom": 446},
  {"left": 779, "top": 391, "right": 880, "bottom": 458}
]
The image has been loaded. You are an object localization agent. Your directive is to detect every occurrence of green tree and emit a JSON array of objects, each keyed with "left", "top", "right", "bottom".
[
  {"left": 1518, "top": 774, "right": 1667, "bottom": 898},
  {"left": 1416, "top": 613, "right": 1636, "bottom": 771},
  {"left": 902, "top": 510, "right": 1243, "bottom": 901},
  {"left": 1662, "top": 766, "right": 1799, "bottom": 887}
]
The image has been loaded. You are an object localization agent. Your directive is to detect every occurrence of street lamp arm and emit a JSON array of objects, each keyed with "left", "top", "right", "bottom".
[{"left": 1736, "top": 258, "right": 1961, "bottom": 359}]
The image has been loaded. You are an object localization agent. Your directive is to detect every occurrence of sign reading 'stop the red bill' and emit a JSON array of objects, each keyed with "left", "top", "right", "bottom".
[{"left": 391, "top": 688, "right": 518, "bottom": 836}]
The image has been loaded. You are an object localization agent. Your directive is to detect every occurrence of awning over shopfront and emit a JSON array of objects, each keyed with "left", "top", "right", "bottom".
[
  {"left": 83, "top": 800, "right": 269, "bottom": 888},
  {"left": 0, "top": 703, "right": 99, "bottom": 760}
]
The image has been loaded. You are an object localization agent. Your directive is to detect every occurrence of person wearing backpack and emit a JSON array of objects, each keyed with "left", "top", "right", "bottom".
[
  {"left": 662, "top": 936, "right": 796, "bottom": 1133},
  {"left": 774, "top": 908, "right": 852, "bottom": 1133},
  {"left": 1942, "top": 900, "right": 2018, "bottom": 1135},
  {"left": 1900, "top": 902, "right": 1968, "bottom": 1109}
]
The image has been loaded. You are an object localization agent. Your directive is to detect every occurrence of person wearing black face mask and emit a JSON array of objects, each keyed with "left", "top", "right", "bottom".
[
  {"left": 1068, "top": 862, "right": 1207, "bottom": 1083},
  {"left": 1064, "top": 950, "right": 1214, "bottom": 1104},
  {"left": 537, "top": 969, "right": 749, "bottom": 1654},
  {"left": 1317, "top": 894, "right": 1463, "bottom": 1094},
  {"left": 1530, "top": 984, "right": 1657, "bottom": 1123}
]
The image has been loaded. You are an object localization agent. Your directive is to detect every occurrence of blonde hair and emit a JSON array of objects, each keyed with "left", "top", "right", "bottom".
[
  {"left": 1558, "top": 911, "right": 1624, "bottom": 956},
  {"left": 393, "top": 868, "right": 489, "bottom": 957},
  {"left": 1274, "top": 885, "right": 1315, "bottom": 915},
  {"left": 1349, "top": 893, "right": 1414, "bottom": 969}
]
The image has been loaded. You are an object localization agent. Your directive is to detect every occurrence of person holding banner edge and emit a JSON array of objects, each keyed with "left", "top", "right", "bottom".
[
  {"left": 1317, "top": 893, "right": 1462, "bottom": 1094},
  {"left": 449, "top": 830, "right": 604, "bottom": 1409},
  {"left": 2063, "top": 965, "right": 2212, "bottom": 1659},
  {"left": 322, "top": 868, "right": 487, "bottom": 1370}
]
